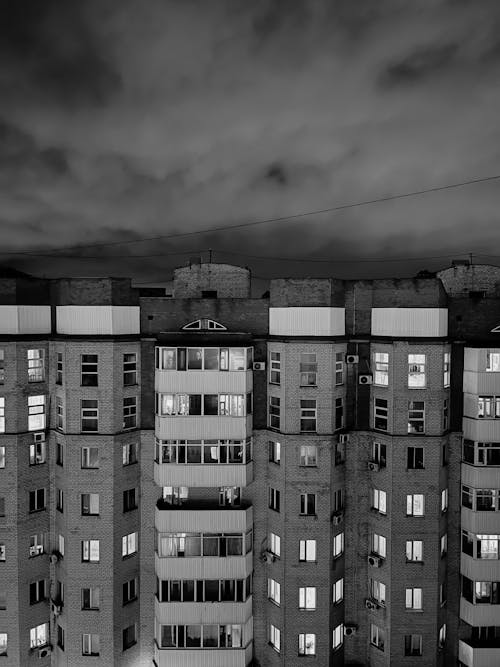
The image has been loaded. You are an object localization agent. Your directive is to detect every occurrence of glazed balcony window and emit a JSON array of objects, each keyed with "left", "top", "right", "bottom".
[
  {"left": 156, "top": 530, "right": 252, "bottom": 558},
  {"left": 156, "top": 393, "right": 250, "bottom": 417},
  {"left": 157, "top": 624, "right": 242, "bottom": 649},
  {"left": 156, "top": 347, "right": 252, "bottom": 371},
  {"left": 478, "top": 396, "right": 500, "bottom": 418},
  {"left": 155, "top": 438, "right": 251, "bottom": 465}
]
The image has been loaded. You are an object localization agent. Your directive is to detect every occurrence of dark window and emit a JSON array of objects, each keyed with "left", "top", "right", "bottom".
[{"left": 407, "top": 447, "right": 424, "bottom": 469}]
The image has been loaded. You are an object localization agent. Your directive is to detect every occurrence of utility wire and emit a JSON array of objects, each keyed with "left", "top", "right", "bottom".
[{"left": 1, "top": 173, "right": 499, "bottom": 256}]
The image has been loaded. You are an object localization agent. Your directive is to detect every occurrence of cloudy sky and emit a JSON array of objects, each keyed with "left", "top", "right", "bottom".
[{"left": 1, "top": 0, "right": 500, "bottom": 283}]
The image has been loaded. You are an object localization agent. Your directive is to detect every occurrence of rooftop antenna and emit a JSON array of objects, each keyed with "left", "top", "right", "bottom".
[{"left": 209, "top": 248, "right": 212, "bottom": 263}]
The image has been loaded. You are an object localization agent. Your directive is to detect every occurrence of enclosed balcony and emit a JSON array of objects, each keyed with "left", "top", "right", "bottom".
[
  {"left": 155, "top": 502, "right": 253, "bottom": 533},
  {"left": 155, "top": 597, "right": 253, "bottom": 625},
  {"left": 153, "top": 642, "right": 253, "bottom": 667},
  {"left": 155, "top": 370, "right": 252, "bottom": 395},
  {"left": 459, "top": 639, "right": 500, "bottom": 667},
  {"left": 156, "top": 415, "right": 252, "bottom": 440}
]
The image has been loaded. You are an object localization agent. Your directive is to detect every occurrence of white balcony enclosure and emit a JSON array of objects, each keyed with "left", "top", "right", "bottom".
[
  {"left": 155, "top": 370, "right": 252, "bottom": 395},
  {"left": 153, "top": 643, "right": 253, "bottom": 667},
  {"left": 371, "top": 308, "right": 448, "bottom": 337},
  {"left": 154, "top": 552, "right": 253, "bottom": 580},
  {"left": 154, "top": 462, "right": 253, "bottom": 488},
  {"left": 155, "top": 597, "right": 252, "bottom": 625},
  {"left": 459, "top": 640, "right": 500, "bottom": 667},
  {"left": 155, "top": 506, "right": 253, "bottom": 533},
  {"left": 269, "top": 307, "right": 345, "bottom": 336},
  {"left": 155, "top": 415, "right": 252, "bottom": 440},
  {"left": 0, "top": 305, "right": 51, "bottom": 334},
  {"left": 56, "top": 305, "right": 140, "bottom": 334}
]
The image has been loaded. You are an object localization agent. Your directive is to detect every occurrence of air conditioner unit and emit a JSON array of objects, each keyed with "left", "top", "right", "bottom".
[
  {"left": 365, "top": 599, "right": 378, "bottom": 610},
  {"left": 344, "top": 625, "right": 357, "bottom": 637},
  {"left": 33, "top": 432, "right": 45, "bottom": 444},
  {"left": 261, "top": 551, "right": 276, "bottom": 564},
  {"left": 38, "top": 646, "right": 52, "bottom": 659},
  {"left": 332, "top": 512, "right": 344, "bottom": 526},
  {"left": 339, "top": 434, "right": 349, "bottom": 444},
  {"left": 29, "top": 545, "right": 44, "bottom": 557},
  {"left": 367, "top": 461, "right": 380, "bottom": 472},
  {"left": 368, "top": 554, "right": 382, "bottom": 568},
  {"left": 49, "top": 552, "right": 60, "bottom": 565},
  {"left": 359, "top": 374, "right": 373, "bottom": 385},
  {"left": 346, "top": 354, "right": 359, "bottom": 364},
  {"left": 253, "top": 362, "right": 266, "bottom": 371}
]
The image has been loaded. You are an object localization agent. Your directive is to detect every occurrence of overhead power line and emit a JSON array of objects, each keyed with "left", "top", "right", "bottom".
[{"left": 0, "top": 173, "right": 499, "bottom": 257}]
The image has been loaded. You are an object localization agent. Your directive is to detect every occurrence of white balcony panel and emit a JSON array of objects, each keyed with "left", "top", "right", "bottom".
[
  {"left": 155, "top": 553, "right": 253, "bottom": 580},
  {"left": 371, "top": 308, "right": 448, "bottom": 337},
  {"left": 461, "top": 554, "right": 500, "bottom": 581},
  {"left": 155, "top": 415, "right": 252, "bottom": 440},
  {"left": 463, "top": 418, "right": 500, "bottom": 442},
  {"left": 463, "top": 371, "right": 500, "bottom": 396},
  {"left": 155, "top": 370, "right": 252, "bottom": 394},
  {"left": 462, "top": 463, "right": 500, "bottom": 488},
  {"left": 464, "top": 348, "right": 500, "bottom": 373},
  {"left": 462, "top": 508, "right": 500, "bottom": 535},
  {"left": 155, "top": 597, "right": 252, "bottom": 625},
  {"left": 154, "top": 463, "right": 254, "bottom": 488},
  {"left": 154, "top": 643, "right": 253, "bottom": 667},
  {"left": 56, "top": 305, "right": 140, "bottom": 334},
  {"left": 269, "top": 307, "right": 345, "bottom": 336},
  {"left": 460, "top": 598, "right": 500, "bottom": 626},
  {"left": 459, "top": 641, "right": 500, "bottom": 667},
  {"left": 0, "top": 305, "right": 51, "bottom": 334},
  {"left": 155, "top": 506, "right": 253, "bottom": 533}
]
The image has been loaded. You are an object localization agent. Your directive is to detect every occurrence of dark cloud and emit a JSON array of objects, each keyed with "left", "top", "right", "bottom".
[{"left": 381, "top": 43, "right": 459, "bottom": 86}]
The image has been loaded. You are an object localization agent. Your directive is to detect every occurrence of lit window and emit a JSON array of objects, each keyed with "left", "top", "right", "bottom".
[
  {"left": 0, "top": 397, "right": 4, "bottom": 433},
  {"left": 405, "top": 587, "right": 422, "bottom": 610},
  {"left": 335, "top": 352, "right": 344, "bottom": 385},
  {"left": 82, "top": 587, "right": 100, "bottom": 610},
  {"left": 81, "top": 354, "right": 98, "bottom": 386},
  {"left": 27, "top": 349, "right": 45, "bottom": 382},
  {"left": 372, "top": 534, "right": 386, "bottom": 558},
  {"left": 438, "top": 624, "right": 446, "bottom": 648},
  {"left": 28, "top": 395, "right": 45, "bottom": 431},
  {"left": 58, "top": 534, "right": 65, "bottom": 557},
  {"left": 0, "top": 633, "right": 6, "bottom": 656},
  {"left": 122, "top": 442, "right": 138, "bottom": 466},
  {"left": 270, "top": 352, "right": 281, "bottom": 384},
  {"left": 486, "top": 352, "right": 500, "bottom": 372},
  {"left": 268, "top": 578, "right": 280, "bottom": 605},
  {"left": 374, "top": 398, "right": 388, "bottom": 431},
  {"left": 269, "top": 624, "right": 280, "bottom": 653},
  {"left": 299, "top": 539, "right": 317, "bottom": 562},
  {"left": 82, "top": 633, "right": 100, "bottom": 656},
  {"left": 333, "top": 533, "right": 344, "bottom": 558},
  {"left": 407, "top": 494, "right": 425, "bottom": 516},
  {"left": 123, "top": 353, "right": 137, "bottom": 386},
  {"left": 408, "top": 401, "right": 425, "bottom": 434},
  {"left": 299, "top": 587, "right": 316, "bottom": 610},
  {"left": 372, "top": 489, "right": 387, "bottom": 515},
  {"left": 300, "top": 353, "right": 317, "bottom": 386},
  {"left": 406, "top": 540, "right": 423, "bottom": 562},
  {"left": 29, "top": 533, "right": 45, "bottom": 558},
  {"left": 374, "top": 352, "right": 389, "bottom": 386},
  {"left": 370, "top": 579, "right": 386, "bottom": 606},
  {"left": 81, "top": 494, "right": 100, "bottom": 516},
  {"left": 298, "top": 633, "right": 316, "bottom": 655},
  {"left": 408, "top": 354, "right": 426, "bottom": 388},
  {"left": 332, "top": 624, "right": 344, "bottom": 650},
  {"left": 82, "top": 540, "right": 100, "bottom": 562},
  {"left": 269, "top": 533, "right": 281, "bottom": 557},
  {"left": 443, "top": 351, "right": 450, "bottom": 386},
  {"left": 30, "top": 623, "right": 49, "bottom": 649},
  {"left": 370, "top": 624, "right": 385, "bottom": 651},
  {"left": 405, "top": 634, "right": 423, "bottom": 656},
  {"left": 122, "top": 532, "right": 137, "bottom": 558},
  {"left": 300, "top": 445, "right": 317, "bottom": 467},
  {"left": 441, "top": 488, "right": 448, "bottom": 513},
  {"left": 332, "top": 578, "right": 344, "bottom": 604},
  {"left": 81, "top": 446, "right": 98, "bottom": 468},
  {"left": 268, "top": 440, "right": 281, "bottom": 464}
]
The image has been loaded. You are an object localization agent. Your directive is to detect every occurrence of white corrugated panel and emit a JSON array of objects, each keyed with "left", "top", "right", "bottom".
[
  {"left": 464, "top": 348, "right": 482, "bottom": 372},
  {"left": 463, "top": 417, "right": 500, "bottom": 442},
  {"left": 155, "top": 370, "right": 252, "bottom": 394},
  {"left": 269, "top": 307, "right": 345, "bottom": 336},
  {"left": 460, "top": 553, "right": 500, "bottom": 581},
  {"left": 154, "top": 553, "right": 253, "bottom": 580},
  {"left": 460, "top": 598, "right": 500, "bottom": 626},
  {"left": 154, "top": 644, "right": 252, "bottom": 667},
  {"left": 461, "top": 507, "right": 500, "bottom": 534},
  {"left": 0, "top": 305, "right": 51, "bottom": 334},
  {"left": 155, "top": 415, "right": 251, "bottom": 440},
  {"left": 154, "top": 463, "right": 253, "bottom": 488},
  {"left": 155, "top": 598, "right": 252, "bottom": 625},
  {"left": 155, "top": 506, "right": 253, "bottom": 533},
  {"left": 459, "top": 641, "right": 500, "bottom": 667},
  {"left": 56, "top": 306, "right": 140, "bottom": 334},
  {"left": 462, "top": 462, "right": 500, "bottom": 489},
  {"left": 371, "top": 308, "right": 448, "bottom": 336}
]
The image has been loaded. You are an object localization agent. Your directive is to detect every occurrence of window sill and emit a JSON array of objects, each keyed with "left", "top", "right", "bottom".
[
  {"left": 299, "top": 514, "right": 318, "bottom": 518},
  {"left": 81, "top": 514, "right": 100, "bottom": 517},
  {"left": 124, "top": 507, "right": 138, "bottom": 513},
  {"left": 268, "top": 643, "right": 280, "bottom": 654},
  {"left": 123, "top": 641, "right": 137, "bottom": 651},
  {"left": 28, "top": 508, "right": 46, "bottom": 514},
  {"left": 29, "top": 462, "right": 47, "bottom": 467},
  {"left": 81, "top": 607, "right": 100, "bottom": 611},
  {"left": 268, "top": 598, "right": 280, "bottom": 607},
  {"left": 122, "top": 553, "right": 137, "bottom": 561},
  {"left": 81, "top": 560, "right": 100, "bottom": 564},
  {"left": 406, "top": 559, "right": 424, "bottom": 564},
  {"left": 405, "top": 609, "right": 424, "bottom": 613},
  {"left": 370, "top": 643, "right": 385, "bottom": 652}
]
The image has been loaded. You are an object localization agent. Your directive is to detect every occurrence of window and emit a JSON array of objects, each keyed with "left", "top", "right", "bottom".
[
  {"left": 443, "top": 398, "right": 449, "bottom": 431},
  {"left": 374, "top": 352, "right": 389, "bottom": 386},
  {"left": 440, "top": 582, "right": 446, "bottom": 606},
  {"left": 0, "top": 633, "right": 6, "bottom": 656},
  {"left": 56, "top": 441, "right": 64, "bottom": 466},
  {"left": 374, "top": 398, "right": 388, "bottom": 431},
  {"left": 372, "top": 489, "right": 387, "bottom": 515},
  {"left": 441, "top": 488, "right": 448, "bottom": 512},
  {"left": 0, "top": 497, "right": 4, "bottom": 517},
  {"left": 269, "top": 487, "right": 280, "bottom": 512},
  {"left": 29, "top": 439, "right": 46, "bottom": 465},
  {"left": 123, "top": 397, "right": 137, "bottom": 429},
  {"left": 372, "top": 442, "right": 386, "bottom": 468},
  {"left": 56, "top": 352, "right": 63, "bottom": 384},
  {"left": 299, "top": 587, "right": 316, "bottom": 610},
  {"left": 162, "top": 486, "right": 188, "bottom": 505},
  {"left": 269, "top": 624, "right": 280, "bottom": 653},
  {"left": 123, "top": 488, "right": 137, "bottom": 512},
  {"left": 0, "top": 398, "right": 4, "bottom": 433},
  {"left": 123, "top": 353, "right": 137, "bottom": 385},
  {"left": 0, "top": 350, "right": 4, "bottom": 384},
  {"left": 332, "top": 624, "right": 344, "bottom": 650},
  {"left": 298, "top": 633, "right": 316, "bottom": 655},
  {"left": 58, "top": 534, "right": 65, "bottom": 557},
  {"left": 335, "top": 397, "right": 344, "bottom": 430},
  {"left": 81, "top": 446, "right": 98, "bottom": 468},
  {"left": 370, "top": 624, "right": 385, "bottom": 651},
  {"left": 0, "top": 544, "right": 4, "bottom": 561},
  {"left": 300, "top": 445, "right": 317, "bottom": 467},
  {"left": 438, "top": 624, "right": 446, "bottom": 648},
  {"left": 56, "top": 488, "right": 64, "bottom": 513},
  {"left": 407, "top": 446, "right": 424, "bottom": 469},
  {"left": 407, "top": 540, "right": 422, "bottom": 562},
  {"left": 27, "top": 349, "right": 44, "bottom": 382},
  {"left": 408, "top": 401, "right": 425, "bottom": 434},
  {"left": 269, "top": 533, "right": 281, "bottom": 557},
  {"left": 335, "top": 352, "right": 344, "bottom": 385},
  {"left": 407, "top": 494, "right": 425, "bottom": 516},
  {"left": 219, "top": 486, "right": 241, "bottom": 507},
  {"left": 81, "top": 354, "right": 98, "bottom": 386},
  {"left": 333, "top": 532, "right": 344, "bottom": 558},
  {"left": 82, "top": 587, "right": 100, "bottom": 610},
  {"left": 333, "top": 578, "right": 344, "bottom": 604},
  {"left": 30, "top": 623, "right": 48, "bottom": 649},
  {"left": 370, "top": 579, "right": 386, "bottom": 606},
  {"left": 29, "top": 579, "right": 46, "bottom": 605},
  {"left": 405, "top": 634, "right": 423, "bottom": 656},
  {"left": 82, "top": 633, "right": 100, "bottom": 656},
  {"left": 372, "top": 533, "right": 386, "bottom": 558},
  {"left": 123, "top": 578, "right": 138, "bottom": 604},
  {"left": 300, "top": 399, "right": 316, "bottom": 432},
  {"left": 300, "top": 353, "right": 317, "bottom": 386},
  {"left": 486, "top": 352, "right": 500, "bottom": 372},
  {"left": 29, "top": 533, "right": 45, "bottom": 557},
  {"left": 299, "top": 539, "right": 317, "bottom": 562},
  {"left": 408, "top": 353, "right": 426, "bottom": 388},
  {"left": 56, "top": 395, "right": 64, "bottom": 430},
  {"left": 123, "top": 442, "right": 138, "bottom": 465},
  {"left": 55, "top": 580, "right": 64, "bottom": 604},
  {"left": 478, "top": 396, "right": 500, "bottom": 418},
  {"left": 300, "top": 493, "right": 316, "bottom": 516},
  {"left": 443, "top": 351, "right": 450, "bottom": 386},
  {"left": 123, "top": 624, "right": 137, "bottom": 650},
  {"left": 0, "top": 593, "right": 7, "bottom": 611},
  {"left": 270, "top": 352, "right": 281, "bottom": 384},
  {"left": 81, "top": 400, "right": 98, "bottom": 432},
  {"left": 57, "top": 625, "right": 64, "bottom": 650},
  {"left": 29, "top": 488, "right": 46, "bottom": 512},
  {"left": 81, "top": 493, "right": 99, "bottom": 516},
  {"left": 122, "top": 532, "right": 137, "bottom": 558},
  {"left": 269, "top": 396, "right": 280, "bottom": 429},
  {"left": 268, "top": 578, "right": 280, "bottom": 605},
  {"left": 82, "top": 539, "right": 100, "bottom": 562},
  {"left": 27, "top": 395, "right": 45, "bottom": 431},
  {"left": 405, "top": 587, "right": 423, "bottom": 610},
  {"left": 268, "top": 440, "right": 280, "bottom": 464}
]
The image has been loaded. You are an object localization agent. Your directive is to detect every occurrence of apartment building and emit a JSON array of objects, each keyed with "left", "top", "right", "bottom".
[{"left": 0, "top": 261, "right": 500, "bottom": 666}]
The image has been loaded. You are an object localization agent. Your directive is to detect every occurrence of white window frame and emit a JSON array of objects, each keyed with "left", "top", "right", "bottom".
[
  {"left": 300, "top": 352, "right": 317, "bottom": 386},
  {"left": 300, "top": 399, "right": 317, "bottom": 432},
  {"left": 269, "top": 396, "right": 280, "bottom": 429},
  {"left": 30, "top": 622, "right": 49, "bottom": 649},
  {"left": 374, "top": 398, "right": 388, "bottom": 431},
  {"left": 82, "top": 539, "right": 100, "bottom": 562},
  {"left": 269, "top": 624, "right": 280, "bottom": 653},
  {"left": 335, "top": 352, "right": 344, "bottom": 385},
  {"left": 82, "top": 633, "right": 100, "bottom": 656},
  {"left": 299, "top": 586, "right": 316, "bottom": 610},
  {"left": 370, "top": 579, "right": 386, "bottom": 606},
  {"left": 298, "top": 633, "right": 316, "bottom": 655},
  {"left": 443, "top": 351, "right": 451, "bottom": 386},
  {"left": 27, "top": 349, "right": 45, "bottom": 383},
  {"left": 405, "top": 587, "right": 423, "bottom": 610},
  {"left": 332, "top": 624, "right": 344, "bottom": 650},
  {"left": 374, "top": 352, "right": 389, "bottom": 386},
  {"left": 333, "top": 532, "right": 344, "bottom": 558},
  {"left": 269, "top": 532, "right": 281, "bottom": 558},
  {"left": 372, "top": 533, "right": 386, "bottom": 558},
  {"left": 408, "top": 354, "right": 426, "bottom": 388},
  {"left": 441, "top": 488, "right": 448, "bottom": 513},
  {"left": 407, "top": 494, "right": 425, "bottom": 516},
  {"left": 372, "top": 489, "right": 387, "bottom": 515},
  {"left": 122, "top": 532, "right": 137, "bottom": 558},
  {"left": 332, "top": 578, "right": 344, "bottom": 604},
  {"left": 81, "top": 400, "right": 98, "bottom": 432},
  {"left": 486, "top": 352, "right": 500, "bottom": 372},
  {"left": 299, "top": 539, "right": 316, "bottom": 562},
  {"left": 406, "top": 540, "right": 423, "bottom": 562},
  {"left": 270, "top": 352, "right": 281, "bottom": 384},
  {"left": 28, "top": 395, "right": 45, "bottom": 431},
  {"left": 299, "top": 444, "right": 317, "bottom": 467},
  {"left": 268, "top": 578, "right": 280, "bottom": 606}
]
